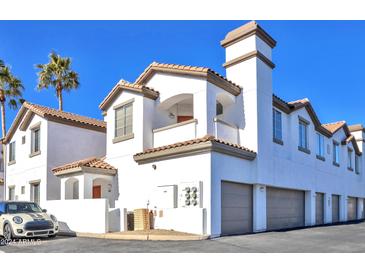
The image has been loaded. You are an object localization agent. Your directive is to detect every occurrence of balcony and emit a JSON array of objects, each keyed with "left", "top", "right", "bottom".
[
  {"left": 153, "top": 119, "right": 198, "bottom": 148},
  {"left": 213, "top": 117, "right": 240, "bottom": 145}
]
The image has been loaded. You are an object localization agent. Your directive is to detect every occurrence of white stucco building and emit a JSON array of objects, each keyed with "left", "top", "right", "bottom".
[
  {"left": 3, "top": 102, "right": 106, "bottom": 206},
  {"left": 5, "top": 21, "right": 365, "bottom": 237}
]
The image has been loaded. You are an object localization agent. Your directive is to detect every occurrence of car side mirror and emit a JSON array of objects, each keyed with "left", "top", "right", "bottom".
[{"left": 42, "top": 209, "right": 47, "bottom": 213}]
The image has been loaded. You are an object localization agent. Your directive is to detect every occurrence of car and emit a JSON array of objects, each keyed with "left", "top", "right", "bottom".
[{"left": 0, "top": 201, "right": 59, "bottom": 240}]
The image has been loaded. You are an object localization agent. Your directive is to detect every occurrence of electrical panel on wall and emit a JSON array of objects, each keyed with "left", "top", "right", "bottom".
[
  {"left": 178, "top": 181, "right": 202, "bottom": 208},
  {"left": 152, "top": 185, "right": 177, "bottom": 209}
]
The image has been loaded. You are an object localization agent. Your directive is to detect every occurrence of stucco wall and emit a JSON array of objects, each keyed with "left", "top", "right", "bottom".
[{"left": 5, "top": 113, "right": 106, "bottom": 205}]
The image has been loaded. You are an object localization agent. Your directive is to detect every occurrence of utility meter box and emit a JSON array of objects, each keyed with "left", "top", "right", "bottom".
[
  {"left": 178, "top": 181, "right": 203, "bottom": 208},
  {"left": 153, "top": 185, "right": 177, "bottom": 209}
]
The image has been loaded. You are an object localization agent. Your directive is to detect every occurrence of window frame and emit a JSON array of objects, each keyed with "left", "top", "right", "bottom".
[
  {"left": 316, "top": 132, "right": 325, "bottom": 161},
  {"left": 347, "top": 148, "right": 353, "bottom": 171},
  {"left": 333, "top": 141, "right": 340, "bottom": 167},
  {"left": 30, "top": 126, "right": 41, "bottom": 156},
  {"left": 8, "top": 186, "right": 15, "bottom": 201},
  {"left": 112, "top": 99, "right": 135, "bottom": 143},
  {"left": 273, "top": 109, "right": 283, "bottom": 145},
  {"left": 298, "top": 117, "right": 310, "bottom": 154},
  {"left": 355, "top": 154, "right": 360, "bottom": 174},
  {"left": 30, "top": 181, "right": 40, "bottom": 204},
  {"left": 8, "top": 141, "right": 16, "bottom": 164}
]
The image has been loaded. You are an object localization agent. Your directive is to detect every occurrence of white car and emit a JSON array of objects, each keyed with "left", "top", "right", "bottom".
[{"left": 0, "top": 201, "right": 59, "bottom": 240}]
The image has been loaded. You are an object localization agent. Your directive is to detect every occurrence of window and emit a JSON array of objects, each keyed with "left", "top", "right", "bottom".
[
  {"left": 355, "top": 155, "right": 360, "bottom": 174},
  {"left": 348, "top": 148, "right": 353, "bottom": 170},
  {"left": 333, "top": 141, "right": 340, "bottom": 166},
  {"left": 9, "top": 141, "right": 15, "bottom": 163},
  {"left": 115, "top": 102, "right": 133, "bottom": 138},
  {"left": 316, "top": 133, "right": 325, "bottom": 159},
  {"left": 8, "top": 187, "right": 15, "bottom": 201},
  {"left": 216, "top": 102, "right": 223, "bottom": 116},
  {"left": 31, "top": 127, "right": 41, "bottom": 154},
  {"left": 21, "top": 186, "right": 25, "bottom": 195},
  {"left": 30, "top": 182, "right": 40, "bottom": 204},
  {"left": 22, "top": 135, "right": 26, "bottom": 144},
  {"left": 298, "top": 119, "right": 309, "bottom": 151},
  {"left": 0, "top": 159, "right": 3, "bottom": 172},
  {"left": 273, "top": 109, "right": 283, "bottom": 143}
]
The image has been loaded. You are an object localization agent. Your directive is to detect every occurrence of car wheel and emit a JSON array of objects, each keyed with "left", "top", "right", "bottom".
[
  {"left": 3, "top": 224, "right": 13, "bottom": 241},
  {"left": 48, "top": 234, "right": 57, "bottom": 238}
]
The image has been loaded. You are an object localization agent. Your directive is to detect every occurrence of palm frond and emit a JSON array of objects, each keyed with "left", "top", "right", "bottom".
[{"left": 36, "top": 51, "right": 79, "bottom": 98}]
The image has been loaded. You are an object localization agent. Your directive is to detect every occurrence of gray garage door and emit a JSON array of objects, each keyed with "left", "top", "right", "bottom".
[
  {"left": 347, "top": 197, "right": 357, "bottom": 221},
  {"left": 332, "top": 195, "right": 340, "bottom": 223},
  {"left": 267, "top": 187, "right": 305, "bottom": 230},
  {"left": 221, "top": 181, "right": 253, "bottom": 235},
  {"left": 315, "top": 193, "right": 324, "bottom": 225}
]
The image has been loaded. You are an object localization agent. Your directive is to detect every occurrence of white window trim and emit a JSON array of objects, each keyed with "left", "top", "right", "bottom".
[{"left": 273, "top": 109, "right": 283, "bottom": 145}]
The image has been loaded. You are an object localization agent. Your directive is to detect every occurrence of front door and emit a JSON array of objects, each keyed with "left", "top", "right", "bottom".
[
  {"left": 177, "top": 116, "right": 193, "bottom": 123},
  {"left": 92, "top": 185, "right": 101, "bottom": 199}
]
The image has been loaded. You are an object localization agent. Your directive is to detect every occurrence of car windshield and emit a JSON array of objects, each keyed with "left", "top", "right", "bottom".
[{"left": 6, "top": 203, "right": 42, "bottom": 214}]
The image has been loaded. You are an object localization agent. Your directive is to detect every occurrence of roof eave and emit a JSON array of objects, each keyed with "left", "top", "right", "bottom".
[{"left": 134, "top": 141, "right": 256, "bottom": 165}]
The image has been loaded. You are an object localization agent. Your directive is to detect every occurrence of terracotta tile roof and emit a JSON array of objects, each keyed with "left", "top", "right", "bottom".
[
  {"left": 287, "top": 98, "right": 310, "bottom": 107},
  {"left": 134, "top": 135, "right": 255, "bottom": 157},
  {"left": 322, "top": 121, "right": 346, "bottom": 134},
  {"left": 134, "top": 62, "right": 241, "bottom": 96},
  {"left": 23, "top": 102, "right": 106, "bottom": 129},
  {"left": 99, "top": 79, "right": 160, "bottom": 110},
  {"left": 52, "top": 157, "right": 116, "bottom": 175},
  {"left": 4, "top": 102, "right": 106, "bottom": 143}
]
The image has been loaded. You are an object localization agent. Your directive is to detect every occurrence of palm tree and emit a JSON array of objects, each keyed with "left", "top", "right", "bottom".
[
  {"left": 36, "top": 52, "right": 79, "bottom": 111},
  {"left": 0, "top": 61, "right": 24, "bottom": 139}
]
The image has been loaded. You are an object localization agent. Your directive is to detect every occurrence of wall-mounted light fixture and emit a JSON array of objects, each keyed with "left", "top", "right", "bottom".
[
  {"left": 152, "top": 164, "right": 157, "bottom": 170},
  {"left": 168, "top": 112, "right": 175, "bottom": 119},
  {"left": 108, "top": 184, "right": 112, "bottom": 192}
]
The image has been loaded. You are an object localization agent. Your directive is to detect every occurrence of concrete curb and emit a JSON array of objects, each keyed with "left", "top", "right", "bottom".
[{"left": 76, "top": 232, "right": 209, "bottom": 241}]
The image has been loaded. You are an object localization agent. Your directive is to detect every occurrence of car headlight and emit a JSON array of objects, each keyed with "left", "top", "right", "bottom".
[
  {"left": 13, "top": 216, "right": 23, "bottom": 224},
  {"left": 50, "top": 214, "right": 57, "bottom": 222}
]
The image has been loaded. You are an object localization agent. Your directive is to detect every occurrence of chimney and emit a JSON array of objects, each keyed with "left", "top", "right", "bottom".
[{"left": 221, "top": 21, "right": 276, "bottom": 182}]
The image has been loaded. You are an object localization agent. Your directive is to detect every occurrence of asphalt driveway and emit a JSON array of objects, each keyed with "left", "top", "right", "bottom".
[{"left": 1, "top": 221, "right": 365, "bottom": 253}]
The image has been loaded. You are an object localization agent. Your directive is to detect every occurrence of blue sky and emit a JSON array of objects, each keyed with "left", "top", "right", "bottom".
[{"left": 1, "top": 21, "right": 365, "bottom": 130}]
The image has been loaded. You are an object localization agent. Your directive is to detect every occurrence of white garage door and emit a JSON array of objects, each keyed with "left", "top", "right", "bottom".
[
  {"left": 347, "top": 197, "right": 357, "bottom": 221},
  {"left": 221, "top": 181, "right": 253, "bottom": 235},
  {"left": 315, "top": 193, "right": 324, "bottom": 225},
  {"left": 267, "top": 187, "right": 305, "bottom": 230}
]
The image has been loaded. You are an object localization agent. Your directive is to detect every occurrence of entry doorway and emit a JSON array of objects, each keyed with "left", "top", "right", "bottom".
[
  {"left": 93, "top": 185, "right": 101, "bottom": 199},
  {"left": 177, "top": 116, "right": 193, "bottom": 123}
]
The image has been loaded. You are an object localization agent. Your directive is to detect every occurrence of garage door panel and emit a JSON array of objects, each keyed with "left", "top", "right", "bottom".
[
  {"left": 316, "top": 193, "right": 324, "bottom": 225},
  {"left": 221, "top": 182, "right": 253, "bottom": 235},
  {"left": 347, "top": 197, "right": 357, "bottom": 221},
  {"left": 221, "top": 193, "right": 251, "bottom": 208},
  {"left": 267, "top": 187, "right": 305, "bottom": 230},
  {"left": 332, "top": 195, "right": 340, "bottom": 223}
]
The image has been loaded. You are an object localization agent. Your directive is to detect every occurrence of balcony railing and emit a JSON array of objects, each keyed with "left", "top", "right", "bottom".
[
  {"left": 153, "top": 119, "right": 198, "bottom": 148},
  {"left": 214, "top": 117, "right": 240, "bottom": 145}
]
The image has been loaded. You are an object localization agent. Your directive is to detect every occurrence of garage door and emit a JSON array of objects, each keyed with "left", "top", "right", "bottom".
[
  {"left": 266, "top": 187, "right": 305, "bottom": 230},
  {"left": 332, "top": 195, "right": 340, "bottom": 223},
  {"left": 315, "top": 193, "right": 324, "bottom": 225},
  {"left": 221, "top": 181, "right": 252, "bottom": 235},
  {"left": 347, "top": 197, "right": 357, "bottom": 221}
]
